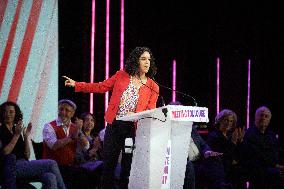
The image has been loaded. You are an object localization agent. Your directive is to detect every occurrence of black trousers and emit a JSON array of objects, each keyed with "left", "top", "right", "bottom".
[
  {"left": 102, "top": 120, "right": 135, "bottom": 189},
  {"left": 0, "top": 154, "right": 17, "bottom": 189}
]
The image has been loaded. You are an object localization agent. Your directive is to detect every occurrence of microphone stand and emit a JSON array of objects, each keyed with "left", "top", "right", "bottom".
[
  {"left": 137, "top": 76, "right": 168, "bottom": 117},
  {"left": 152, "top": 78, "right": 198, "bottom": 106}
]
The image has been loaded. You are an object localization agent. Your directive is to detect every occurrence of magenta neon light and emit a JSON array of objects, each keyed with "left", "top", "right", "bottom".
[
  {"left": 90, "top": 0, "right": 96, "bottom": 114},
  {"left": 216, "top": 57, "right": 220, "bottom": 114},
  {"left": 172, "top": 60, "right": 176, "bottom": 102},
  {"left": 120, "top": 0, "right": 124, "bottom": 69},
  {"left": 105, "top": 0, "right": 110, "bottom": 127},
  {"left": 246, "top": 59, "right": 251, "bottom": 129}
]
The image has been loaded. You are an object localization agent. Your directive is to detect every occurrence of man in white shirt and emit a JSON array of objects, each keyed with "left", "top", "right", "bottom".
[{"left": 42, "top": 99, "right": 89, "bottom": 189}]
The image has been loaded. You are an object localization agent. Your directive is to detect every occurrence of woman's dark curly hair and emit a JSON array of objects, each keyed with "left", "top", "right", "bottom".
[
  {"left": 0, "top": 101, "right": 23, "bottom": 124},
  {"left": 124, "top": 47, "right": 157, "bottom": 78}
]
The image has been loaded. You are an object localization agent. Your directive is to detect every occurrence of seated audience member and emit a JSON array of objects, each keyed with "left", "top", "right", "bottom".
[
  {"left": 76, "top": 112, "right": 103, "bottom": 189},
  {"left": 76, "top": 112, "right": 103, "bottom": 163},
  {"left": 0, "top": 101, "right": 66, "bottom": 189},
  {"left": 184, "top": 125, "right": 232, "bottom": 189},
  {"left": 207, "top": 109, "right": 246, "bottom": 189},
  {"left": 168, "top": 101, "right": 232, "bottom": 189},
  {"left": 241, "top": 106, "right": 284, "bottom": 189},
  {"left": 42, "top": 99, "right": 90, "bottom": 189}
]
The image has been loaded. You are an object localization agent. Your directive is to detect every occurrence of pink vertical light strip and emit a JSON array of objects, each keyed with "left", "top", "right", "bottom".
[
  {"left": 90, "top": 0, "right": 96, "bottom": 114},
  {"left": 120, "top": 0, "right": 124, "bottom": 69},
  {"left": 217, "top": 57, "right": 220, "bottom": 114},
  {"left": 172, "top": 59, "right": 176, "bottom": 102},
  {"left": 246, "top": 59, "right": 251, "bottom": 129},
  {"left": 105, "top": 0, "right": 110, "bottom": 127}
]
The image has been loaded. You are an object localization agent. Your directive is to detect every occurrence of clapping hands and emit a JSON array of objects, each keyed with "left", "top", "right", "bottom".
[
  {"left": 23, "top": 123, "right": 32, "bottom": 139},
  {"left": 14, "top": 120, "right": 24, "bottom": 136},
  {"left": 231, "top": 127, "right": 245, "bottom": 144},
  {"left": 15, "top": 121, "right": 32, "bottom": 139}
]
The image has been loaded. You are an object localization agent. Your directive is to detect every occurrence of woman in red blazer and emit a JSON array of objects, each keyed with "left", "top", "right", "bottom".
[{"left": 63, "top": 47, "right": 159, "bottom": 189}]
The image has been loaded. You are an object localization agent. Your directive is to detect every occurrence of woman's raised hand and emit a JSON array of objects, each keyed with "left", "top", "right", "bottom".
[{"left": 62, "top": 76, "right": 75, "bottom": 87}]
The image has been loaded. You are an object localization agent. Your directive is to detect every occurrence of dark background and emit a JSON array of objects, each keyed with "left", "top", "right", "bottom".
[{"left": 58, "top": 1, "right": 283, "bottom": 141}]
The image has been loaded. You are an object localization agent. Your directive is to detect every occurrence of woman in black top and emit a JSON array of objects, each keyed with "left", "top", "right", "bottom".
[
  {"left": 207, "top": 109, "right": 246, "bottom": 189},
  {"left": 0, "top": 101, "right": 66, "bottom": 189}
]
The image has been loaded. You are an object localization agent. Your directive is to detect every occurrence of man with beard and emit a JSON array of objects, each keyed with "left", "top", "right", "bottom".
[{"left": 43, "top": 99, "right": 89, "bottom": 189}]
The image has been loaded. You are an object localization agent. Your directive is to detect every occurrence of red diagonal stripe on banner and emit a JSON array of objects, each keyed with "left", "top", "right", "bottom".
[
  {"left": 8, "top": 0, "right": 43, "bottom": 102},
  {"left": 30, "top": 0, "right": 57, "bottom": 136},
  {"left": 31, "top": 40, "right": 57, "bottom": 135},
  {"left": 0, "top": 0, "right": 23, "bottom": 96},
  {"left": 0, "top": 0, "right": 8, "bottom": 29}
]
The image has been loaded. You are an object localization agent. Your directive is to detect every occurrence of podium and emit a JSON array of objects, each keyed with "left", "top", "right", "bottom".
[{"left": 117, "top": 105, "right": 209, "bottom": 189}]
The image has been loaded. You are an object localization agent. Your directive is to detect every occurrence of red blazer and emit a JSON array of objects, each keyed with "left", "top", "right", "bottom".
[{"left": 75, "top": 70, "right": 159, "bottom": 124}]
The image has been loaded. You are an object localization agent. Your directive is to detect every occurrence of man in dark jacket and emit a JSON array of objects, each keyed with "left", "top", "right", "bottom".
[
  {"left": 241, "top": 106, "right": 284, "bottom": 189},
  {"left": 183, "top": 125, "right": 232, "bottom": 189}
]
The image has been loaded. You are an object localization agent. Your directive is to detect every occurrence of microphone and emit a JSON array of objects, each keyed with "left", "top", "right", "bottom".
[
  {"left": 151, "top": 77, "right": 198, "bottom": 106},
  {"left": 137, "top": 76, "right": 168, "bottom": 117},
  {"left": 137, "top": 77, "right": 166, "bottom": 107}
]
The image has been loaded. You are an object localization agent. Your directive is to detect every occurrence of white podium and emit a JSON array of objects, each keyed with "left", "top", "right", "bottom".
[{"left": 117, "top": 105, "right": 209, "bottom": 189}]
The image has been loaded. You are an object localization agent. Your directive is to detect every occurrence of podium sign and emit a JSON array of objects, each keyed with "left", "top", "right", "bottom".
[{"left": 117, "top": 105, "right": 208, "bottom": 189}]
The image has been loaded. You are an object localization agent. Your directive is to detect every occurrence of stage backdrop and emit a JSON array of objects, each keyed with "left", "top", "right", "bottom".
[{"left": 0, "top": 0, "right": 58, "bottom": 143}]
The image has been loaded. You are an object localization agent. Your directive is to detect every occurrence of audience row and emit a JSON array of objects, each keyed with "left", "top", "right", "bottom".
[{"left": 1, "top": 100, "right": 283, "bottom": 189}]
